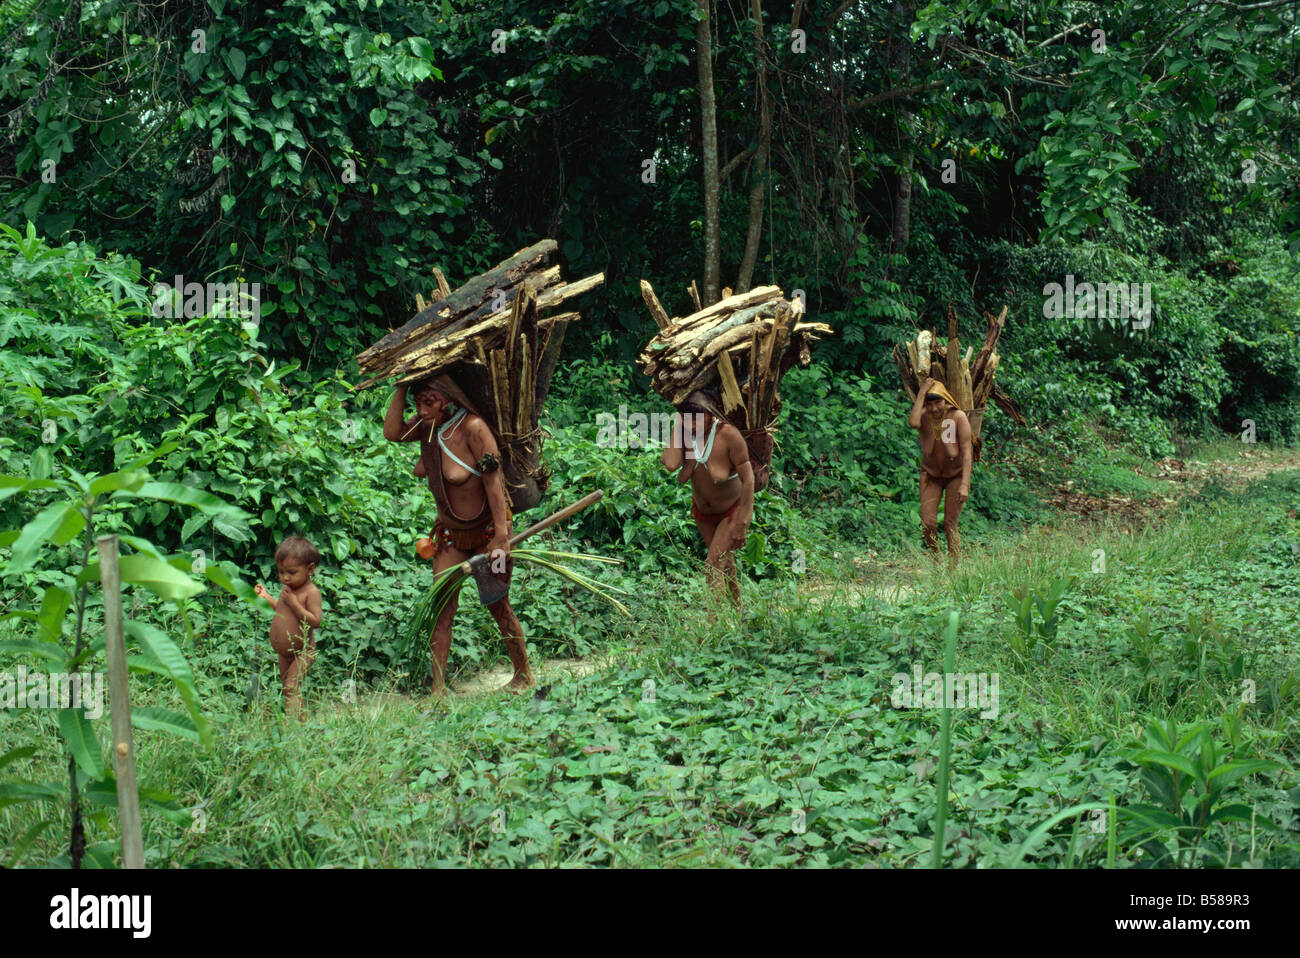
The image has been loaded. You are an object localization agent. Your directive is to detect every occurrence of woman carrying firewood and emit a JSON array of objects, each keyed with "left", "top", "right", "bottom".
[
  {"left": 661, "top": 391, "right": 755, "bottom": 607},
  {"left": 909, "top": 379, "right": 973, "bottom": 564},
  {"left": 383, "top": 375, "right": 534, "bottom": 697}
]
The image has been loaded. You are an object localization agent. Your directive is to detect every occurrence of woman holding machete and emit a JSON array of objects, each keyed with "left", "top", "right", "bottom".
[{"left": 383, "top": 374, "right": 534, "bottom": 697}]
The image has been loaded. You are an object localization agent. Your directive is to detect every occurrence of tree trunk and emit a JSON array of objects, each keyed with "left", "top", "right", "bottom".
[
  {"left": 696, "top": 0, "right": 721, "bottom": 306},
  {"left": 889, "top": 1, "right": 918, "bottom": 256},
  {"left": 736, "top": 0, "right": 771, "bottom": 294},
  {"left": 892, "top": 110, "right": 913, "bottom": 254}
]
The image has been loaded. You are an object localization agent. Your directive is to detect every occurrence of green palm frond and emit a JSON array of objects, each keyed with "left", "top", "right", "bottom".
[{"left": 399, "top": 548, "right": 628, "bottom": 684}]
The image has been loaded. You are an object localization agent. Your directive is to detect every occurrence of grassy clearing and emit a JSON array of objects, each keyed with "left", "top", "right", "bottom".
[{"left": 3, "top": 449, "right": 1295, "bottom": 867}]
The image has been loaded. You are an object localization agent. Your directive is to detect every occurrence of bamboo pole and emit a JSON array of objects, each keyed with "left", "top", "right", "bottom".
[{"left": 97, "top": 535, "right": 143, "bottom": 870}]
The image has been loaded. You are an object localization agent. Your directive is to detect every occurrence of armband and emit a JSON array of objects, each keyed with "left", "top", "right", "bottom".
[{"left": 475, "top": 452, "right": 501, "bottom": 474}]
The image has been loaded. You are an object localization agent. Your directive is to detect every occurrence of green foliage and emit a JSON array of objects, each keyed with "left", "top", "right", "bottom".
[
  {"left": 1119, "top": 716, "right": 1281, "bottom": 867},
  {"left": 1003, "top": 576, "right": 1074, "bottom": 659},
  {"left": 0, "top": 439, "right": 245, "bottom": 865}
]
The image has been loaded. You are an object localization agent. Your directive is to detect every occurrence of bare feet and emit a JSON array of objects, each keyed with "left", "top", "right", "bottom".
[{"left": 502, "top": 672, "right": 535, "bottom": 694}]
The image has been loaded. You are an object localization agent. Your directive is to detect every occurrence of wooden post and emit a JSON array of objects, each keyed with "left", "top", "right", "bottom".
[{"left": 97, "top": 535, "right": 143, "bottom": 869}]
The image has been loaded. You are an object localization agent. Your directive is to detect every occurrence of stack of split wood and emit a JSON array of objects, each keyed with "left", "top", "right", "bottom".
[
  {"left": 891, "top": 304, "right": 1026, "bottom": 462},
  {"left": 354, "top": 240, "right": 604, "bottom": 511},
  {"left": 637, "top": 280, "right": 833, "bottom": 490}
]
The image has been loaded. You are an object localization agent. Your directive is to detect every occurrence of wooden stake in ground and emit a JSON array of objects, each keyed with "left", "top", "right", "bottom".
[{"left": 97, "top": 534, "right": 143, "bottom": 870}]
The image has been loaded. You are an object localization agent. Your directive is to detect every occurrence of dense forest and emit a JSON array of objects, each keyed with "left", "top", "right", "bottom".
[{"left": 1, "top": 0, "right": 1298, "bottom": 875}]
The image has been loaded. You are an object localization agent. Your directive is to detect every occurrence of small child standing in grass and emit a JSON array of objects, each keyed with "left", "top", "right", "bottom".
[{"left": 254, "top": 536, "right": 323, "bottom": 721}]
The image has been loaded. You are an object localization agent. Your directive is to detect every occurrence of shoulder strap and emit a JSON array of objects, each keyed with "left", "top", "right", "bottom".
[
  {"left": 699, "top": 418, "right": 719, "bottom": 464},
  {"left": 438, "top": 409, "right": 481, "bottom": 477}
]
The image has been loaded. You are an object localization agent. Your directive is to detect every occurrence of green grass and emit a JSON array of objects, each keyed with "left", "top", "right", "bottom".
[{"left": 3, "top": 457, "right": 1296, "bottom": 867}]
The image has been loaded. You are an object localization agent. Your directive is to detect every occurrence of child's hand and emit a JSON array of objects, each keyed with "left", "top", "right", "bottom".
[{"left": 254, "top": 583, "right": 273, "bottom": 602}]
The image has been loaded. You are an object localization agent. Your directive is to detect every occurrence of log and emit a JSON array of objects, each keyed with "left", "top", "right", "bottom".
[
  {"left": 356, "top": 242, "right": 602, "bottom": 514},
  {"left": 688, "top": 280, "right": 702, "bottom": 312},
  {"left": 697, "top": 320, "right": 777, "bottom": 365},
  {"left": 357, "top": 240, "right": 556, "bottom": 369},
  {"left": 892, "top": 305, "right": 1022, "bottom": 459},
  {"left": 664, "top": 285, "right": 782, "bottom": 334},
  {"left": 537, "top": 272, "right": 604, "bottom": 311},
  {"left": 665, "top": 303, "right": 777, "bottom": 366},
  {"left": 640, "top": 280, "right": 671, "bottom": 331},
  {"left": 946, "top": 332, "right": 963, "bottom": 404}
]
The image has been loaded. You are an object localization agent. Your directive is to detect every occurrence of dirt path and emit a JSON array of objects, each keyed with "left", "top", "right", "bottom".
[
  {"left": 448, "top": 652, "right": 616, "bottom": 697},
  {"left": 445, "top": 445, "right": 1300, "bottom": 696},
  {"left": 1048, "top": 446, "right": 1300, "bottom": 523}
]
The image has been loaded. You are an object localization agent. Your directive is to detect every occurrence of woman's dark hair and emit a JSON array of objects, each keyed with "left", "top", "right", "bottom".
[
  {"left": 275, "top": 536, "right": 321, "bottom": 567},
  {"left": 412, "top": 378, "right": 443, "bottom": 400}
]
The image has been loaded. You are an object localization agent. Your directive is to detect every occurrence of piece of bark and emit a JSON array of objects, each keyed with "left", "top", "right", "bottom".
[
  {"left": 516, "top": 334, "right": 532, "bottom": 435},
  {"left": 989, "top": 382, "right": 1026, "bottom": 424},
  {"left": 490, "top": 348, "right": 509, "bottom": 435},
  {"left": 947, "top": 333, "right": 963, "bottom": 405},
  {"left": 894, "top": 345, "right": 917, "bottom": 399},
  {"left": 716, "top": 349, "right": 745, "bottom": 417},
  {"left": 534, "top": 318, "right": 570, "bottom": 411},
  {"left": 971, "top": 305, "right": 1008, "bottom": 386},
  {"left": 973, "top": 352, "right": 999, "bottom": 406},
  {"left": 640, "top": 280, "right": 672, "bottom": 331},
  {"left": 433, "top": 267, "right": 451, "bottom": 300}
]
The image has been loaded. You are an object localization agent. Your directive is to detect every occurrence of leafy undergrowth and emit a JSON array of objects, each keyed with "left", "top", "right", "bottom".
[{"left": 6, "top": 465, "right": 1295, "bottom": 867}]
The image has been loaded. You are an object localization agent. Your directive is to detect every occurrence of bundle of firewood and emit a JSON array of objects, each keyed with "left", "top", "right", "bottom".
[
  {"left": 892, "top": 304, "right": 1025, "bottom": 461},
  {"left": 354, "top": 240, "right": 604, "bottom": 511},
  {"left": 637, "top": 281, "right": 833, "bottom": 489}
]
